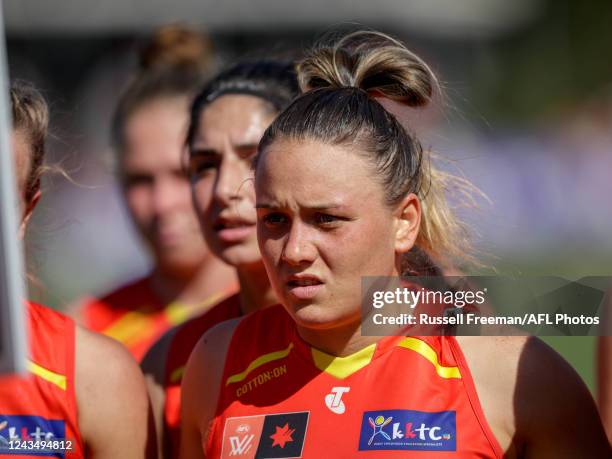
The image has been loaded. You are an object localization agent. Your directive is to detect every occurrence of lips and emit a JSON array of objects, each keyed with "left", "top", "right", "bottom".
[
  {"left": 214, "top": 216, "right": 256, "bottom": 242},
  {"left": 286, "top": 274, "right": 324, "bottom": 300}
]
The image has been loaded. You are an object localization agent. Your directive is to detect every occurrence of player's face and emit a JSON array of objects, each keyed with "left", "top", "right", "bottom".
[
  {"left": 255, "top": 139, "right": 403, "bottom": 330},
  {"left": 121, "top": 97, "right": 208, "bottom": 275},
  {"left": 189, "top": 95, "right": 275, "bottom": 268}
]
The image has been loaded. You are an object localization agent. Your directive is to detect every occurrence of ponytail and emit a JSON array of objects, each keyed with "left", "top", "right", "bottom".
[{"left": 258, "top": 30, "right": 484, "bottom": 269}]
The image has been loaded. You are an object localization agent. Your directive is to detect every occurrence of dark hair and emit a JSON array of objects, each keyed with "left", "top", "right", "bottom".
[
  {"left": 186, "top": 61, "right": 299, "bottom": 148},
  {"left": 10, "top": 80, "right": 49, "bottom": 203},
  {"left": 256, "top": 30, "right": 479, "bottom": 268},
  {"left": 112, "top": 24, "right": 212, "bottom": 152}
]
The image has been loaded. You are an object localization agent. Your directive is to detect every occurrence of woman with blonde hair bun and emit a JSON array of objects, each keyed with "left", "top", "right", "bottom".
[
  {"left": 73, "top": 24, "right": 236, "bottom": 361},
  {"left": 180, "top": 30, "right": 610, "bottom": 458}
]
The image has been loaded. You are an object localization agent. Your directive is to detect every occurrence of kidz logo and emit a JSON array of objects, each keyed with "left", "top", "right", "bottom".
[
  {"left": 359, "top": 410, "right": 456, "bottom": 452},
  {"left": 0, "top": 414, "right": 66, "bottom": 457}
]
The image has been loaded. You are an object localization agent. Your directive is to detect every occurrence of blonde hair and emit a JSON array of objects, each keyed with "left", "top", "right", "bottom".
[
  {"left": 259, "top": 30, "right": 483, "bottom": 270},
  {"left": 10, "top": 80, "right": 49, "bottom": 203},
  {"left": 112, "top": 24, "right": 213, "bottom": 152},
  {"left": 138, "top": 23, "right": 213, "bottom": 73}
]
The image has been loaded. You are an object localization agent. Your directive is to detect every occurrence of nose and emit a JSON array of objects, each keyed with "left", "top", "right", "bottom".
[
  {"left": 214, "top": 156, "right": 251, "bottom": 207},
  {"left": 152, "top": 176, "right": 187, "bottom": 216},
  {"left": 282, "top": 220, "right": 317, "bottom": 266}
]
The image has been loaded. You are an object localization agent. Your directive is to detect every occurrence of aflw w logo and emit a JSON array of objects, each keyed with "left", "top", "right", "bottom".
[{"left": 229, "top": 434, "right": 255, "bottom": 456}]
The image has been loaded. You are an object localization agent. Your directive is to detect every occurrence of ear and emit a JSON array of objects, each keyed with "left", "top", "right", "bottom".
[
  {"left": 394, "top": 193, "right": 420, "bottom": 254},
  {"left": 18, "top": 189, "right": 41, "bottom": 240}
]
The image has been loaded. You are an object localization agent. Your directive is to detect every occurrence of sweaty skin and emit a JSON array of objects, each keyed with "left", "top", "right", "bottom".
[
  {"left": 180, "top": 139, "right": 610, "bottom": 458},
  {"left": 142, "top": 94, "right": 278, "bottom": 458}
]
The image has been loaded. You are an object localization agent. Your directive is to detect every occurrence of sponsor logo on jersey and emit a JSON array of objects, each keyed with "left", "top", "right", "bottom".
[
  {"left": 324, "top": 387, "right": 350, "bottom": 414},
  {"left": 221, "top": 411, "right": 309, "bottom": 459},
  {"left": 236, "top": 365, "right": 288, "bottom": 398},
  {"left": 358, "top": 410, "right": 456, "bottom": 452},
  {"left": 0, "top": 414, "right": 66, "bottom": 457}
]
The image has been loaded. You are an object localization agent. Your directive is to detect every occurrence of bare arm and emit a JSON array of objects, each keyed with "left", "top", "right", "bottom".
[
  {"left": 179, "top": 318, "right": 241, "bottom": 459},
  {"left": 519, "top": 337, "right": 610, "bottom": 457},
  {"left": 75, "top": 326, "right": 156, "bottom": 458},
  {"left": 598, "top": 335, "right": 612, "bottom": 444},
  {"left": 461, "top": 335, "right": 610, "bottom": 458},
  {"left": 597, "top": 288, "right": 612, "bottom": 444}
]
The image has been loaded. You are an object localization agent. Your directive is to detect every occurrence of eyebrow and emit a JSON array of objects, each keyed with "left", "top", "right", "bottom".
[
  {"left": 190, "top": 143, "right": 259, "bottom": 158},
  {"left": 234, "top": 143, "right": 259, "bottom": 150},
  {"left": 190, "top": 147, "right": 217, "bottom": 157},
  {"left": 234, "top": 143, "right": 259, "bottom": 158},
  {"left": 255, "top": 202, "right": 344, "bottom": 210}
]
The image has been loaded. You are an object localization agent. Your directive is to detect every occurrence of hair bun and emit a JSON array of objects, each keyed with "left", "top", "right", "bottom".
[
  {"left": 139, "top": 24, "right": 212, "bottom": 73},
  {"left": 298, "top": 30, "right": 437, "bottom": 108}
]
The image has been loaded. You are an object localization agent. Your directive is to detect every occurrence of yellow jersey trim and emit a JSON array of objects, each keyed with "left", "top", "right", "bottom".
[
  {"left": 102, "top": 311, "right": 155, "bottom": 346},
  {"left": 226, "top": 343, "right": 294, "bottom": 386},
  {"left": 170, "top": 366, "right": 185, "bottom": 384},
  {"left": 27, "top": 359, "right": 67, "bottom": 390},
  {"left": 311, "top": 343, "right": 376, "bottom": 379},
  {"left": 102, "top": 293, "right": 230, "bottom": 346},
  {"left": 397, "top": 337, "right": 462, "bottom": 379},
  {"left": 164, "top": 292, "right": 226, "bottom": 326}
]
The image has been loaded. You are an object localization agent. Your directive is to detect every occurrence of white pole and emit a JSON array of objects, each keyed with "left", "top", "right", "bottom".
[{"left": 0, "top": 0, "right": 27, "bottom": 376}]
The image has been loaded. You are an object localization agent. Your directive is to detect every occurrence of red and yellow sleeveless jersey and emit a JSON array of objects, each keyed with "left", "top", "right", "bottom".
[
  {"left": 164, "top": 293, "right": 241, "bottom": 459},
  {"left": 206, "top": 305, "right": 503, "bottom": 458},
  {"left": 0, "top": 302, "right": 84, "bottom": 458},
  {"left": 80, "top": 276, "right": 233, "bottom": 361}
]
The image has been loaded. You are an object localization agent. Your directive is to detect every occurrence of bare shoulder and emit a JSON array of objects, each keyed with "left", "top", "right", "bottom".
[
  {"left": 598, "top": 336, "right": 612, "bottom": 443},
  {"left": 457, "top": 336, "right": 610, "bottom": 458},
  {"left": 459, "top": 335, "right": 591, "bottom": 403},
  {"left": 75, "top": 326, "right": 155, "bottom": 458},
  {"left": 456, "top": 335, "right": 528, "bottom": 384},
  {"left": 75, "top": 325, "right": 145, "bottom": 389},
  {"left": 194, "top": 316, "right": 242, "bottom": 360},
  {"left": 179, "top": 317, "right": 242, "bottom": 459},
  {"left": 182, "top": 316, "right": 243, "bottom": 410}
]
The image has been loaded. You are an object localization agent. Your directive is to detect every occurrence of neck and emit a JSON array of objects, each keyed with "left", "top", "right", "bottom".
[
  {"left": 235, "top": 262, "right": 276, "bottom": 315},
  {"left": 149, "top": 255, "right": 236, "bottom": 305},
  {"left": 296, "top": 315, "right": 380, "bottom": 357},
  {"left": 296, "top": 261, "right": 404, "bottom": 357}
]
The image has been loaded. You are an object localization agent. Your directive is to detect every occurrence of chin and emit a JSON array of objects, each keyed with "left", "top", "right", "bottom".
[
  {"left": 289, "top": 302, "right": 356, "bottom": 331},
  {"left": 220, "top": 245, "right": 261, "bottom": 269},
  {"left": 158, "top": 249, "right": 207, "bottom": 272}
]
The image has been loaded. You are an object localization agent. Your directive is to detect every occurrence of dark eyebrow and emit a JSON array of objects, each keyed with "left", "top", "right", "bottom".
[
  {"left": 190, "top": 144, "right": 258, "bottom": 159},
  {"left": 189, "top": 148, "right": 218, "bottom": 157},
  {"left": 235, "top": 143, "right": 259, "bottom": 150},
  {"left": 235, "top": 143, "right": 259, "bottom": 159}
]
